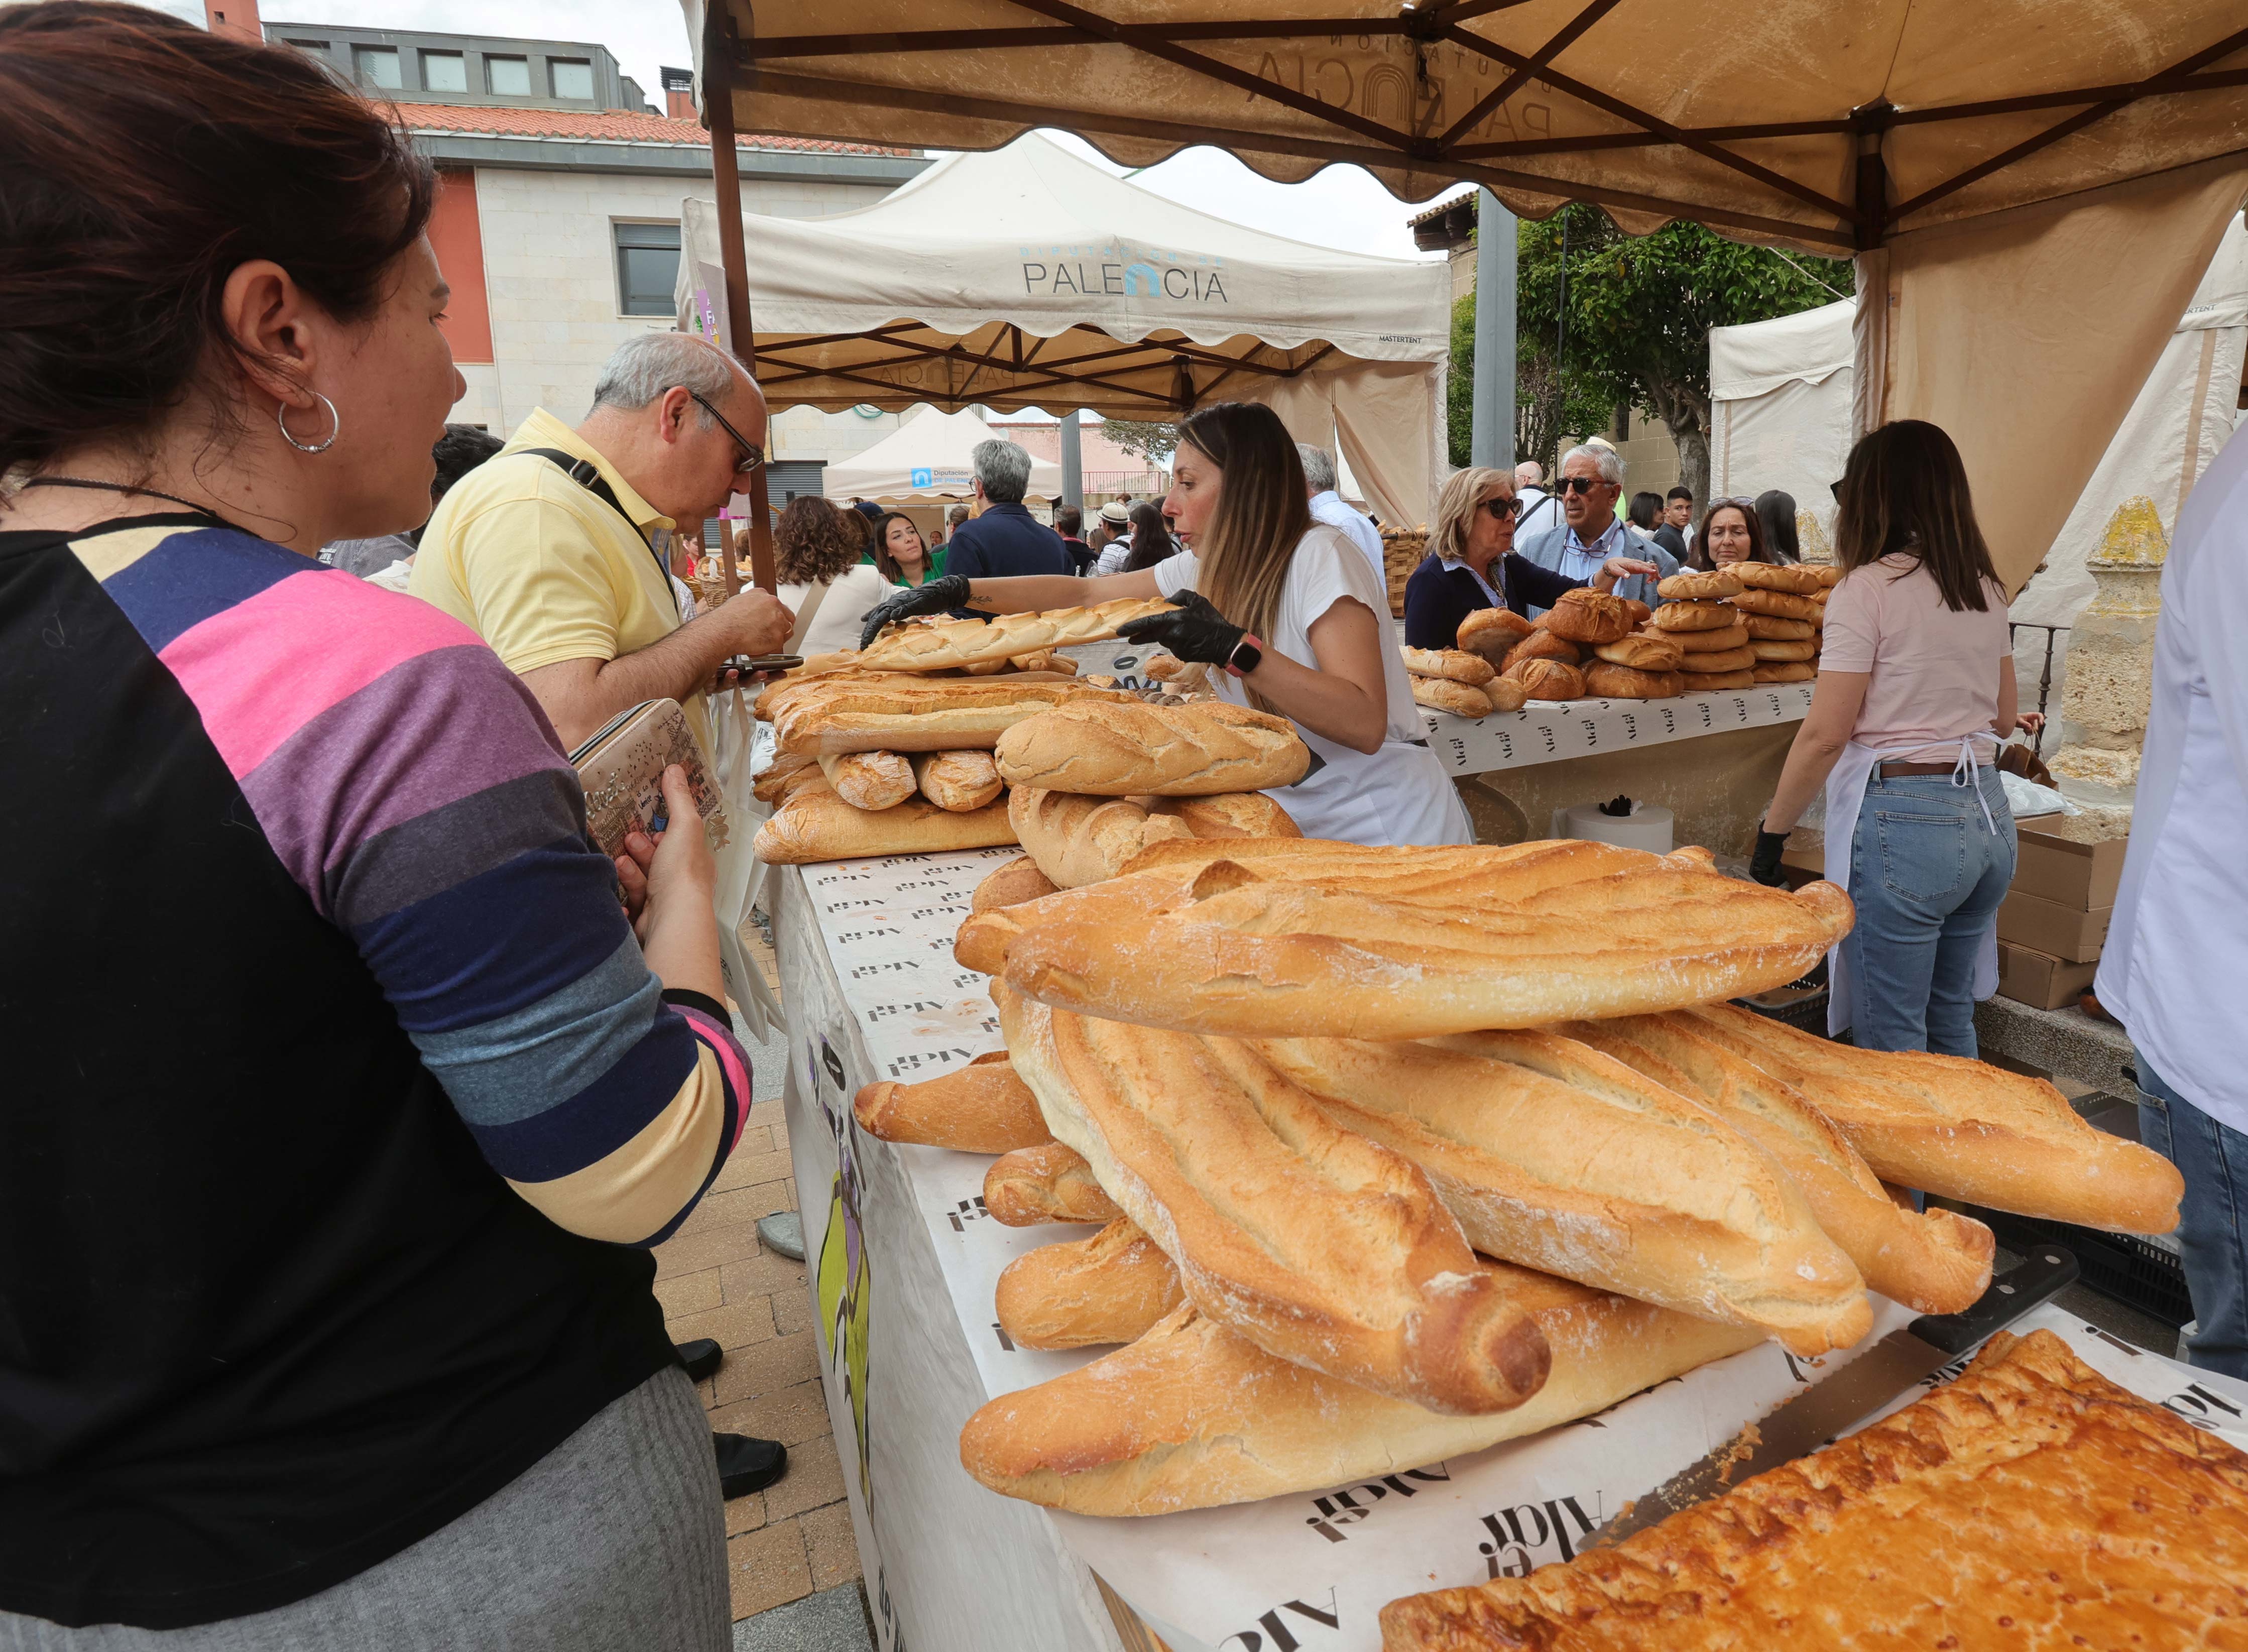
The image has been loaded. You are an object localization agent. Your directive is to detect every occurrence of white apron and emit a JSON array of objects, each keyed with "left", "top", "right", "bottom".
[{"left": 1822, "top": 732, "right": 2000, "bottom": 1038}]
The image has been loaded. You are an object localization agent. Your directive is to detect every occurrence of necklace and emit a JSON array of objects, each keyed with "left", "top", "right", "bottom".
[{"left": 23, "top": 475, "right": 235, "bottom": 528}]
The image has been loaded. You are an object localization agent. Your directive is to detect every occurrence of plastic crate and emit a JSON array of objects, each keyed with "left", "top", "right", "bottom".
[
  {"left": 1731, "top": 961, "right": 1830, "bottom": 1035},
  {"left": 1977, "top": 1209, "right": 2193, "bottom": 1329}
]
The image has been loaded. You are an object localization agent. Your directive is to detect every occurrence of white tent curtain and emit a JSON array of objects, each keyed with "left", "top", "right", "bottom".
[{"left": 818, "top": 407, "right": 1066, "bottom": 506}]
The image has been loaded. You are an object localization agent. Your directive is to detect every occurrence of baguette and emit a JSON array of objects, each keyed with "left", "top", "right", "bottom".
[
  {"left": 751, "top": 752, "right": 821, "bottom": 804},
  {"left": 1558, "top": 1015, "right": 1993, "bottom": 1313},
  {"left": 992, "top": 1218, "right": 1184, "bottom": 1350},
  {"left": 1743, "top": 613, "right": 1817, "bottom": 641},
  {"left": 1676, "top": 645, "right": 1757, "bottom": 674},
  {"left": 1584, "top": 663, "right": 1683, "bottom": 700},
  {"left": 1146, "top": 791, "right": 1300, "bottom": 841},
  {"left": 994, "top": 699, "right": 1309, "bottom": 796},
  {"left": 963, "top": 842, "right": 1857, "bottom": 1038},
  {"left": 1685, "top": 1002, "right": 2183, "bottom": 1232},
  {"left": 1400, "top": 646, "right": 1496, "bottom": 686},
  {"left": 1670, "top": 618, "right": 1752, "bottom": 653},
  {"left": 773, "top": 677, "right": 1131, "bottom": 756},
  {"left": 1411, "top": 675, "right": 1495, "bottom": 718},
  {"left": 1543, "top": 588, "right": 1632, "bottom": 645},
  {"left": 1728, "top": 586, "right": 1825, "bottom": 623},
  {"left": 852, "top": 1051, "right": 1051, "bottom": 1153},
  {"left": 959, "top": 1275, "right": 1763, "bottom": 1517},
  {"left": 1007, "top": 787, "right": 1195, "bottom": 889},
  {"left": 857, "top": 597, "right": 1175, "bottom": 672},
  {"left": 998, "top": 986, "right": 1553, "bottom": 1415},
  {"left": 1731, "top": 559, "right": 1827, "bottom": 595},
  {"left": 1649, "top": 600, "right": 1739, "bottom": 632},
  {"left": 755, "top": 666, "right": 944, "bottom": 725},
  {"left": 1592, "top": 634, "right": 1685, "bottom": 671},
  {"left": 817, "top": 750, "right": 915, "bottom": 811},
  {"left": 753, "top": 775, "right": 1016, "bottom": 864},
  {"left": 971, "top": 855, "right": 1060, "bottom": 912},
  {"left": 909, "top": 748, "right": 1004, "bottom": 811},
  {"left": 1243, "top": 1031, "right": 1869, "bottom": 1351},
  {"left": 1657, "top": 569, "right": 1743, "bottom": 601},
  {"left": 1750, "top": 638, "right": 1818, "bottom": 662},
  {"left": 983, "top": 1139, "right": 1125, "bottom": 1226}
]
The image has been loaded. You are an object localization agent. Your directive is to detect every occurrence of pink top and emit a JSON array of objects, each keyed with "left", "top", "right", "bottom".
[{"left": 1819, "top": 553, "right": 2012, "bottom": 763}]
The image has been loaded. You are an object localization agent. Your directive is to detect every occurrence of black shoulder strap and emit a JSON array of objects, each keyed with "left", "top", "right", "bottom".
[{"left": 521, "top": 448, "right": 671, "bottom": 589}]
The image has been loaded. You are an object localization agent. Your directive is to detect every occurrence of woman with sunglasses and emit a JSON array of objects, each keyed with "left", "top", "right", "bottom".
[{"left": 1401, "top": 466, "right": 1657, "bottom": 651}]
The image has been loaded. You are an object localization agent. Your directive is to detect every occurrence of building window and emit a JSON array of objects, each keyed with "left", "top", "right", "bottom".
[
  {"left": 485, "top": 55, "right": 530, "bottom": 96},
  {"left": 421, "top": 50, "right": 466, "bottom": 93},
  {"left": 614, "top": 222, "right": 682, "bottom": 317},
  {"left": 550, "top": 58, "right": 595, "bottom": 101},
  {"left": 353, "top": 46, "right": 401, "bottom": 90},
  {"left": 285, "top": 37, "right": 327, "bottom": 52}
]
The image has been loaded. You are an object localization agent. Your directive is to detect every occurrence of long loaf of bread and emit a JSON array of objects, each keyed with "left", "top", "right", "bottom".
[
  {"left": 851, "top": 1052, "right": 1050, "bottom": 1154},
  {"left": 1557, "top": 1015, "right": 1994, "bottom": 1314},
  {"left": 753, "top": 775, "right": 1016, "bottom": 864},
  {"left": 983, "top": 1140, "right": 1125, "bottom": 1227},
  {"left": 817, "top": 750, "right": 915, "bottom": 811},
  {"left": 1410, "top": 675, "right": 1496, "bottom": 718},
  {"left": 971, "top": 856, "right": 1060, "bottom": 912},
  {"left": 1241, "top": 1031, "right": 1870, "bottom": 1352},
  {"left": 998, "top": 984, "right": 1553, "bottom": 1415},
  {"left": 856, "top": 597, "right": 1175, "bottom": 672},
  {"left": 1400, "top": 646, "right": 1496, "bottom": 685},
  {"left": 960, "top": 1271, "right": 1763, "bottom": 1516},
  {"left": 773, "top": 676, "right": 1130, "bottom": 755},
  {"left": 909, "top": 749, "right": 1003, "bottom": 811},
  {"left": 994, "top": 699, "right": 1310, "bottom": 796},
  {"left": 1007, "top": 787, "right": 1196, "bottom": 890},
  {"left": 1682, "top": 1003, "right": 2183, "bottom": 1233},
  {"left": 1146, "top": 790, "right": 1300, "bottom": 841},
  {"left": 992, "top": 1218, "right": 1185, "bottom": 1350}
]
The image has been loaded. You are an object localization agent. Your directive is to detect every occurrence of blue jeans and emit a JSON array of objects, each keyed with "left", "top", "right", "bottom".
[
  {"left": 2134, "top": 1053, "right": 2248, "bottom": 1379},
  {"left": 1842, "top": 767, "right": 2016, "bottom": 1056}
]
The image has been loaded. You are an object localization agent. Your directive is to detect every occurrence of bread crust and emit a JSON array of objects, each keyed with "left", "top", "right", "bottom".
[
  {"left": 1743, "top": 613, "right": 1816, "bottom": 640},
  {"left": 1400, "top": 646, "right": 1496, "bottom": 685},
  {"left": 1584, "top": 663, "right": 1684, "bottom": 699},
  {"left": 754, "top": 775, "right": 1017, "bottom": 864},
  {"left": 1544, "top": 588, "right": 1632, "bottom": 645},
  {"left": 1753, "top": 661, "right": 1817, "bottom": 683},
  {"left": 856, "top": 596, "right": 1174, "bottom": 672},
  {"left": 1592, "top": 634, "right": 1685, "bottom": 671},
  {"left": 991, "top": 1218, "right": 1184, "bottom": 1350},
  {"left": 1456, "top": 606, "right": 1533, "bottom": 662},
  {"left": 983, "top": 1139, "right": 1126, "bottom": 1226},
  {"left": 972, "top": 855, "right": 1060, "bottom": 913},
  {"left": 1749, "top": 638, "right": 1818, "bottom": 662},
  {"left": 1685, "top": 667, "right": 1757, "bottom": 689},
  {"left": 1730, "top": 559, "right": 1827, "bottom": 595},
  {"left": 1676, "top": 645, "right": 1757, "bottom": 674},
  {"left": 852, "top": 1052, "right": 1051, "bottom": 1153},
  {"left": 1505, "top": 657, "right": 1586, "bottom": 700},
  {"left": 1146, "top": 791, "right": 1302, "bottom": 841},
  {"left": 772, "top": 676, "right": 1131, "bottom": 755},
  {"left": 1728, "top": 586, "right": 1825, "bottom": 622},
  {"left": 1813, "top": 562, "right": 1843, "bottom": 586},
  {"left": 1411, "top": 675, "right": 1495, "bottom": 718},
  {"left": 909, "top": 748, "right": 1004, "bottom": 811},
  {"left": 994, "top": 699, "right": 1310, "bottom": 796},
  {"left": 1008, "top": 787, "right": 1196, "bottom": 890},
  {"left": 817, "top": 750, "right": 915, "bottom": 811},
  {"left": 1670, "top": 618, "right": 1752, "bottom": 653},
  {"left": 1649, "top": 599, "right": 1739, "bottom": 632},
  {"left": 1657, "top": 569, "right": 1743, "bottom": 601}
]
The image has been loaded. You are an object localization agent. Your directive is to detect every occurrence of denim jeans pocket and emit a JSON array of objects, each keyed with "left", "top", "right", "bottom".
[{"left": 1873, "top": 806, "right": 1968, "bottom": 904}]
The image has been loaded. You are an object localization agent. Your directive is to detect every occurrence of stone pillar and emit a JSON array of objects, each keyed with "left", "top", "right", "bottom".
[{"left": 2048, "top": 495, "right": 2166, "bottom": 799}]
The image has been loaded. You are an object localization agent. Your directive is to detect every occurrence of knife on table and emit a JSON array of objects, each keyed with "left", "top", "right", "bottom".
[{"left": 1583, "top": 1242, "right": 2080, "bottom": 1551}]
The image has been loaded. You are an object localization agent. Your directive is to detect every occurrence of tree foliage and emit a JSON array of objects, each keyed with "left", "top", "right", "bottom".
[{"left": 1101, "top": 418, "right": 1182, "bottom": 463}]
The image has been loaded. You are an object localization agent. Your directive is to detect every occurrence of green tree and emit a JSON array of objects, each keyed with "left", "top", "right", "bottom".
[
  {"left": 1100, "top": 418, "right": 1182, "bottom": 464},
  {"left": 1446, "top": 222, "right": 1610, "bottom": 474}
]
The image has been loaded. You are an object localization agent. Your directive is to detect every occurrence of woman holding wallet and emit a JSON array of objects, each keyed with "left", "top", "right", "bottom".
[{"left": 859, "top": 401, "right": 1471, "bottom": 847}]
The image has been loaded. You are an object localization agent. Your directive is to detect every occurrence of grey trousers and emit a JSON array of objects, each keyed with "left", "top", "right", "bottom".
[{"left": 2, "top": 1367, "right": 728, "bottom": 1651}]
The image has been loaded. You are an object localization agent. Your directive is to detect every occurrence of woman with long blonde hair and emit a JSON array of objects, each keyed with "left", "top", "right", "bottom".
[{"left": 857, "top": 401, "right": 1470, "bottom": 845}]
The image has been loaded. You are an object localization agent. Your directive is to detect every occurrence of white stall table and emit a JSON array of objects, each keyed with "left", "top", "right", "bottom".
[{"left": 770, "top": 846, "right": 2248, "bottom": 1652}]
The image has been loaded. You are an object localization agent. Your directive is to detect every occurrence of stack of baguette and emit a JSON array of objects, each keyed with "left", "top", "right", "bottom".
[
  {"left": 828, "top": 835, "right": 2184, "bottom": 1520},
  {"left": 1400, "top": 646, "right": 1527, "bottom": 719}
]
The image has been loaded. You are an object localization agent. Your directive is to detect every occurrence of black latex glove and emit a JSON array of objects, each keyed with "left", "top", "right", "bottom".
[
  {"left": 1749, "top": 825, "right": 1791, "bottom": 887},
  {"left": 1114, "top": 589, "right": 1246, "bottom": 668},
  {"left": 858, "top": 573, "right": 972, "bottom": 649}
]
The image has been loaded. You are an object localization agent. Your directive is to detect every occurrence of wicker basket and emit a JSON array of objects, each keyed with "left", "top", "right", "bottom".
[{"left": 1381, "top": 529, "right": 1429, "bottom": 619}]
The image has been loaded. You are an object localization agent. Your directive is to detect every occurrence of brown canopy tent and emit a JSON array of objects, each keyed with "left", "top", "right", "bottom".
[{"left": 683, "top": 0, "right": 2248, "bottom": 594}]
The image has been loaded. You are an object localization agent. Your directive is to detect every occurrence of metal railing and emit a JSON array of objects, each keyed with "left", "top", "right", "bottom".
[{"left": 2007, "top": 623, "right": 2068, "bottom": 756}]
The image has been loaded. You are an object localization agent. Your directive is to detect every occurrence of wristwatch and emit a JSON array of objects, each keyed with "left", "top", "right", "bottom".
[{"left": 1225, "top": 634, "right": 1264, "bottom": 677}]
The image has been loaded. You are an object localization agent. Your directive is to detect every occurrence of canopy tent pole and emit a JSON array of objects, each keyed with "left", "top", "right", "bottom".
[
  {"left": 1471, "top": 187, "right": 1516, "bottom": 470},
  {"left": 1058, "top": 411, "right": 1084, "bottom": 511},
  {"left": 700, "top": 6, "right": 776, "bottom": 596}
]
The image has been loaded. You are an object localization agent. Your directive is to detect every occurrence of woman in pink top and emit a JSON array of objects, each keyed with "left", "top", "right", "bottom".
[{"left": 1751, "top": 422, "right": 2042, "bottom": 1055}]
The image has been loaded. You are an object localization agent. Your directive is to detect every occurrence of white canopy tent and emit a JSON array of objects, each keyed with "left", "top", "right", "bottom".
[
  {"left": 676, "top": 133, "right": 1450, "bottom": 526},
  {"left": 1710, "top": 215, "right": 2248, "bottom": 626},
  {"left": 820, "top": 406, "right": 1065, "bottom": 507}
]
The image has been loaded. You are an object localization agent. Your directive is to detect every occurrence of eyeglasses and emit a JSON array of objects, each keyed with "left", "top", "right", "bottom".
[
  {"left": 688, "top": 391, "right": 766, "bottom": 478},
  {"left": 1480, "top": 496, "right": 1521, "bottom": 522},
  {"left": 1558, "top": 476, "right": 1605, "bottom": 496}
]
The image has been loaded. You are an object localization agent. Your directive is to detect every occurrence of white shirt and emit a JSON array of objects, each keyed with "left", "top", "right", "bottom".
[
  {"left": 1092, "top": 542, "right": 1132, "bottom": 578},
  {"left": 1555, "top": 517, "right": 1628, "bottom": 582},
  {"left": 1309, "top": 490, "right": 1386, "bottom": 585},
  {"left": 1514, "top": 486, "right": 1562, "bottom": 540},
  {"left": 779, "top": 562, "right": 900, "bottom": 658},
  {"left": 2096, "top": 419, "right": 2248, "bottom": 1129},
  {"left": 1151, "top": 528, "right": 1472, "bottom": 848}
]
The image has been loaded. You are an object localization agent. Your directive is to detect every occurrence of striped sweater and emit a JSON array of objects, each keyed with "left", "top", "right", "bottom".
[{"left": 0, "top": 515, "right": 749, "bottom": 1628}]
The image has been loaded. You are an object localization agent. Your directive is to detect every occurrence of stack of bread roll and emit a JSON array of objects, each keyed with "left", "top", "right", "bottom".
[
  {"left": 1726, "top": 559, "right": 1841, "bottom": 683},
  {"left": 837, "top": 836, "right": 2185, "bottom": 1519},
  {"left": 1448, "top": 588, "right": 1665, "bottom": 706},
  {"left": 1400, "top": 645, "right": 1526, "bottom": 719}
]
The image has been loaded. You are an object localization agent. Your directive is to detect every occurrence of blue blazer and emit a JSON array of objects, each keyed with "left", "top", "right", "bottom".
[{"left": 1401, "top": 552, "right": 1583, "bottom": 652}]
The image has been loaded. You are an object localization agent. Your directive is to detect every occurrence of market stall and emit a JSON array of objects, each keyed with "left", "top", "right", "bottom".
[{"left": 819, "top": 406, "right": 1065, "bottom": 507}]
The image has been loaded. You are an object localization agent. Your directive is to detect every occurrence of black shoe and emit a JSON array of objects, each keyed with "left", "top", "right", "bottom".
[
  {"left": 714, "top": 1432, "right": 787, "bottom": 1498},
  {"left": 675, "top": 1338, "right": 724, "bottom": 1383}
]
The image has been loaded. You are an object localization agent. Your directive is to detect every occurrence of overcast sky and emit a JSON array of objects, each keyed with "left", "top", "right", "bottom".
[{"left": 248, "top": 0, "right": 1455, "bottom": 263}]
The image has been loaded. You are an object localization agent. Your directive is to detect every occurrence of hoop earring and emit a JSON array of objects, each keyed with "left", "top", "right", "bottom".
[{"left": 278, "top": 393, "right": 340, "bottom": 454}]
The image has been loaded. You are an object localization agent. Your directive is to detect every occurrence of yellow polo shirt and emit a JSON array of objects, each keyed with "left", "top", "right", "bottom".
[{"left": 411, "top": 407, "right": 709, "bottom": 751}]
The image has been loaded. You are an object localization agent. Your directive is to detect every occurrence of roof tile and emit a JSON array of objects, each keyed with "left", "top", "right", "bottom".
[{"left": 400, "top": 102, "right": 914, "bottom": 156}]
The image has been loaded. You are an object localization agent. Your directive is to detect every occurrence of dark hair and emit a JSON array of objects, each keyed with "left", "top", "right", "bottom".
[
  {"left": 1666, "top": 485, "right": 1694, "bottom": 503},
  {"left": 1688, "top": 497, "right": 1769, "bottom": 571},
  {"left": 837, "top": 505, "right": 872, "bottom": 551},
  {"left": 1834, "top": 421, "right": 1999, "bottom": 611},
  {"left": 1754, "top": 490, "right": 1801, "bottom": 563},
  {"left": 773, "top": 496, "right": 861, "bottom": 586},
  {"left": 1175, "top": 402, "right": 1312, "bottom": 705},
  {"left": 869, "top": 510, "right": 928, "bottom": 582},
  {"left": 1121, "top": 501, "right": 1173, "bottom": 573},
  {"left": 1054, "top": 504, "right": 1082, "bottom": 537},
  {"left": 0, "top": 3, "right": 437, "bottom": 473},
  {"left": 431, "top": 424, "right": 503, "bottom": 502},
  {"left": 1627, "top": 491, "right": 1664, "bottom": 532}
]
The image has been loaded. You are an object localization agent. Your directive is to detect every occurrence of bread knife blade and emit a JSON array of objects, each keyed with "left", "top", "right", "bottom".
[{"left": 1581, "top": 1242, "right": 2079, "bottom": 1552}]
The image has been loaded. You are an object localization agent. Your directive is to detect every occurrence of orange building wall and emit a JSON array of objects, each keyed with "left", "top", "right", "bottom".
[{"left": 428, "top": 169, "right": 494, "bottom": 365}]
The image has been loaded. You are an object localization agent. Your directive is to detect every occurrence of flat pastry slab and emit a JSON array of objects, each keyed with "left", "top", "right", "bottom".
[{"left": 1380, "top": 1327, "right": 2248, "bottom": 1651}]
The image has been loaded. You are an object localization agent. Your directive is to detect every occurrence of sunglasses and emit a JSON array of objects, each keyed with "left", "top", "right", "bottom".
[
  {"left": 1480, "top": 496, "right": 1521, "bottom": 522},
  {"left": 688, "top": 391, "right": 766, "bottom": 478},
  {"left": 1558, "top": 476, "right": 1606, "bottom": 496}
]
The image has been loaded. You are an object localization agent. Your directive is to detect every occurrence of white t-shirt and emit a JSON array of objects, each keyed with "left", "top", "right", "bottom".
[
  {"left": 1309, "top": 490, "right": 1386, "bottom": 585},
  {"left": 780, "top": 563, "right": 900, "bottom": 657},
  {"left": 1151, "top": 526, "right": 1471, "bottom": 848}
]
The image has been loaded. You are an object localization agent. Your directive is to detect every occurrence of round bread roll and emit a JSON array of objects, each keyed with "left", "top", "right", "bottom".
[
  {"left": 1508, "top": 628, "right": 1583, "bottom": 666},
  {"left": 1650, "top": 600, "right": 1740, "bottom": 633},
  {"left": 1743, "top": 613, "right": 1816, "bottom": 641},
  {"left": 1678, "top": 645, "right": 1758, "bottom": 674},
  {"left": 1543, "top": 588, "right": 1633, "bottom": 646},
  {"left": 1732, "top": 561, "right": 1826, "bottom": 596},
  {"left": 1400, "top": 645, "right": 1496, "bottom": 686},
  {"left": 1687, "top": 668, "right": 1758, "bottom": 691},
  {"left": 1657, "top": 569, "right": 1743, "bottom": 602},
  {"left": 1585, "top": 662, "right": 1684, "bottom": 700},
  {"left": 1754, "top": 661, "right": 1818, "bottom": 683},
  {"left": 1751, "top": 639, "right": 1819, "bottom": 663},
  {"left": 1409, "top": 675, "right": 1495, "bottom": 719},
  {"left": 1671, "top": 619, "right": 1752, "bottom": 653},
  {"left": 1729, "top": 587, "right": 1825, "bottom": 623},
  {"left": 1621, "top": 599, "right": 1652, "bottom": 627},
  {"left": 1505, "top": 657, "right": 1587, "bottom": 701},
  {"left": 1457, "top": 606, "right": 1533, "bottom": 661},
  {"left": 1813, "top": 564, "right": 1843, "bottom": 588},
  {"left": 1593, "top": 634, "right": 1685, "bottom": 671}
]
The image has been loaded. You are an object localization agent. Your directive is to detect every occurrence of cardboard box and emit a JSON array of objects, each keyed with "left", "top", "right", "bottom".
[
  {"left": 1997, "top": 889, "right": 2112, "bottom": 963},
  {"left": 2012, "top": 824, "right": 2128, "bottom": 910},
  {"left": 1997, "top": 941, "right": 2100, "bottom": 1010}
]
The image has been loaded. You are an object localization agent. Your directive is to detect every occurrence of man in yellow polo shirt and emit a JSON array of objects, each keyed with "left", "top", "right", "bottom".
[{"left": 414, "top": 332, "right": 790, "bottom": 753}]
